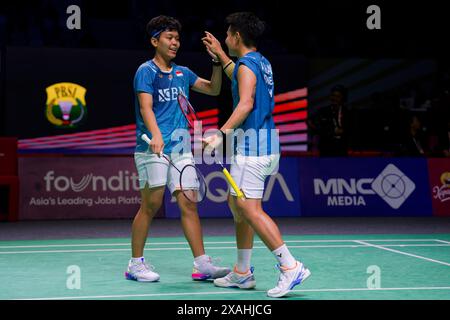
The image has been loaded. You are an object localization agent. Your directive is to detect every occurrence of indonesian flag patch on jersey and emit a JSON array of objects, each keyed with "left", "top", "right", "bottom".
[{"left": 175, "top": 70, "right": 183, "bottom": 77}]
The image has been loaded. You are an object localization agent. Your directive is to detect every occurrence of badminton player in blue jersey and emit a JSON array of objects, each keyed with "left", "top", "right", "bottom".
[
  {"left": 202, "top": 12, "right": 311, "bottom": 298},
  {"left": 126, "top": 15, "right": 230, "bottom": 282}
]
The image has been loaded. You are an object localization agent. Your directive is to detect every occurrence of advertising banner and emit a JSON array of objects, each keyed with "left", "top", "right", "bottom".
[
  {"left": 298, "top": 158, "right": 433, "bottom": 216},
  {"left": 19, "top": 156, "right": 437, "bottom": 219},
  {"left": 427, "top": 158, "right": 450, "bottom": 216},
  {"left": 18, "top": 157, "right": 164, "bottom": 220},
  {"left": 164, "top": 157, "right": 302, "bottom": 218}
]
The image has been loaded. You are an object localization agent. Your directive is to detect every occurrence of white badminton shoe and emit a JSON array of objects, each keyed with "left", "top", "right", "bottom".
[
  {"left": 267, "top": 261, "right": 311, "bottom": 298},
  {"left": 192, "top": 256, "right": 231, "bottom": 281},
  {"left": 213, "top": 266, "right": 256, "bottom": 289},
  {"left": 125, "top": 257, "right": 160, "bottom": 282}
]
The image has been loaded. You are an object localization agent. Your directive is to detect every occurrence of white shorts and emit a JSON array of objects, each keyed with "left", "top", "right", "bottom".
[
  {"left": 134, "top": 152, "right": 196, "bottom": 194},
  {"left": 229, "top": 154, "right": 280, "bottom": 199}
]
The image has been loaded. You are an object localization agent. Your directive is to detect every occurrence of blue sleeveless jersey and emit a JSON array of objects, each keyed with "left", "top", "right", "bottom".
[{"left": 231, "top": 52, "right": 280, "bottom": 156}]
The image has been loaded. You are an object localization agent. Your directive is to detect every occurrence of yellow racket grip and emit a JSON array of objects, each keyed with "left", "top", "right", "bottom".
[{"left": 222, "top": 168, "right": 245, "bottom": 199}]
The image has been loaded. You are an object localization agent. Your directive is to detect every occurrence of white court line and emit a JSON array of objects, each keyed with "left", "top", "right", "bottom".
[
  {"left": 435, "top": 239, "right": 450, "bottom": 245},
  {"left": 354, "top": 240, "right": 450, "bottom": 267},
  {"left": 0, "top": 238, "right": 443, "bottom": 249},
  {"left": 1, "top": 244, "right": 449, "bottom": 255},
  {"left": 16, "top": 286, "right": 450, "bottom": 300},
  {"left": 0, "top": 242, "right": 233, "bottom": 249}
]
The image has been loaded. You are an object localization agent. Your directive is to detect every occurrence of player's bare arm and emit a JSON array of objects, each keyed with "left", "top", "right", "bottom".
[
  {"left": 191, "top": 69, "right": 222, "bottom": 96},
  {"left": 202, "top": 31, "right": 235, "bottom": 79},
  {"left": 220, "top": 65, "right": 255, "bottom": 131},
  {"left": 202, "top": 65, "right": 255, "bottom": 150},
  {"left": 138, "top": 92, "right": 164, "bottom": 154}
]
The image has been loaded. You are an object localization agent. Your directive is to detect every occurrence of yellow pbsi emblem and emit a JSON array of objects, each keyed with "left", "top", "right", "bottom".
[{"left": 46, "top": 82, "right": 87, "bottom": 128}]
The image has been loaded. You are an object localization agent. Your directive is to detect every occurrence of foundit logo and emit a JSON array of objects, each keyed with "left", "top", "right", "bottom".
[
  {"left": 314, "top": 164, "right": 416, "bottom": 209},
  {"left": 43, "top": 171, "right": 140, "bottom": 192}
]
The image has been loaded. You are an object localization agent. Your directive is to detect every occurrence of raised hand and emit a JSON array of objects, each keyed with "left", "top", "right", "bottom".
[{"left": 202, "top": 31, "right": 225, "bottom": 61}]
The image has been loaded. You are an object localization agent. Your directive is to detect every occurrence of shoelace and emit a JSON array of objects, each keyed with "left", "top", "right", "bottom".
[
  {"left": 209, "top": 257, "right": 223, "bottom": 267},
  {"left": 134, "top": 262, "right": 155, "bottom": 274},
  {"left": 228, "top": 271, "right": 249, "bottom": 282},
  {"left": 225, "top": 272, "right": 237, "bottom": 281},
  {"left": 228, "top": 266, "right": 252, "bottom": 281},
  {"left": 199, "top": 257, "right": 229, "bottom": 272},
  {"left": 195, "top": 257, "right": 223, "bottom": 268}
]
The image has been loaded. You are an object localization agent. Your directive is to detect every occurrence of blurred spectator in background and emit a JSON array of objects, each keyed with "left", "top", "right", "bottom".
[
  {"left": 399, "top": 85, "right": 417, "bottom": 110},
  {"left": 377, "top": 90, "right": 406, "bottom": 154},
  {"left": 435, "top": 118, "right": 450, "bottom": 157},
  {"left": 309, "top": 85, "right": 349, "bottom": 156},
  {"left": 398, "top": 114, "right": 429, "bottom": 157},
  {"left": 428, "top": 70, "right": 450, "bottom": 157}
]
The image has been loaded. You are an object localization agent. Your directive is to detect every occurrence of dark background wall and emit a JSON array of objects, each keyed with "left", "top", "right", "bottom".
[
  {"left": 0, "top": 1, "right": 449, "bottom": 151},
  {"left": 1, "top": 1, "right": 449, "bottom": 57},
  {"left": 2, "top": 47, "right": 306, "bottom": 139}
]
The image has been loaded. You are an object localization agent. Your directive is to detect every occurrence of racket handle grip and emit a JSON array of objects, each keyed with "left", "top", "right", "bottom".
[
  {"left": 222, "top": 168, "right": 245, "bottom": 199},
  {"left": 141, "top": 134, "right": 151, "bottom": 144},
  {"left": 141, "top": 134, "right": 163, "bottom": 157}
]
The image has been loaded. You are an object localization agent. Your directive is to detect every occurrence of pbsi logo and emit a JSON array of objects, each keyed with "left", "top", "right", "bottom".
[{"left": 46, "top": 82, "right": 87, "bottom": 128}]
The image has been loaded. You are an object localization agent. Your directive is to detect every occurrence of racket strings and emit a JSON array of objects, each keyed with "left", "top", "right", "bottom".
[
  {"left": 180, "top": 164, "right": 207, "bottom": 203},
  {"left": 178, "top": 95, "right": 199, "bottom": 127}
]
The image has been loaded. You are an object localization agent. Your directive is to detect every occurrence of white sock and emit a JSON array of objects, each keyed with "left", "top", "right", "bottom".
[
  {"left": 194, "top": 254, "right": 210, "bottom": 265},
  {"left": 131, "top": 257, "right": 144, "bottom": 264},
  {"left": 236, "top": 249, "right": 252, "bottom": 273},
  {"left": 272, "top": 244, "right": 296, "bottom": 269}
]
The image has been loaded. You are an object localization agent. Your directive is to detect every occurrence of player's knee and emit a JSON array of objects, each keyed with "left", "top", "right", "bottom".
[
  {"left": 176, "top": 195, "right": 196, "bottom": 215},
  {"left": 141, "top": 199, "right": 162, "bottom": 216},
  {"left": 234, "top": 198, "right": 250, "bottom": 212},
  {"left": 180, "top": 201, "right": 198, "bottom": 216},
  {"left": 235, "top": 204, "right": 259, "bottom": 222}
]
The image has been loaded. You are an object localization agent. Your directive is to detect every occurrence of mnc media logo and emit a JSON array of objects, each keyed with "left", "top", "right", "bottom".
[
  {"left": 46, "top": 82, "right": 87, "bottom": 128},
  {"left": 314, "top": 164, "right": 416, "bottom": 209},
  {"left": 371, "top": 164, "right": 416, "bottom": 209}
]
